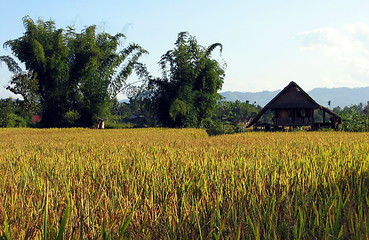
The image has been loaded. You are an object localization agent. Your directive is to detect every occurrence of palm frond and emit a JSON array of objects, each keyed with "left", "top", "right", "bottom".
[
  {"left": 175, "top": 32, "right": 189, "bottom": 46},
  {"left": 205, "top": 43, "right": 223, "bottom": 57},
  {"left": 159, "top": 50, "right": 174, "bottom": 77},
  {"left": 0, "top": 55, "right": 22, "bottom": 73},
  {"left": 120, "top": 43, "right": 148, "bottom": 60},
  {"left": 113, "top": 33, "right": 126, "bottom": 41},
  {"left": 108, "top": 45, "right": 148, "bottom": 98}
]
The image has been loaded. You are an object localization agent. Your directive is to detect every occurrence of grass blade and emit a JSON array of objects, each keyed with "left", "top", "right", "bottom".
[{"left": 56, "top": 195, "right": 71, "bottom": 240}]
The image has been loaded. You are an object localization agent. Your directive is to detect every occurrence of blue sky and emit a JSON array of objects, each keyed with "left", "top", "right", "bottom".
[{"left": 2, "top": 0, "right": 369, "bottom": 99}]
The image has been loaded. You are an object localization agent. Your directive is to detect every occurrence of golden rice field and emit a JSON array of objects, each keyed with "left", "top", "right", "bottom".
[{"left": 0, "top": 128, "right": 369, "bottom": 239}]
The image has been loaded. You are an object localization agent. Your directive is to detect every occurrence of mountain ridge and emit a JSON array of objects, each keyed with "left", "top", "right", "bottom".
[{"left": 220, "top": 86, "right": 369, "bottom": 107}]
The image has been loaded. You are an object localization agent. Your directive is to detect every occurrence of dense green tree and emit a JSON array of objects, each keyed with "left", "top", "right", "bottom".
[
  {"left": 0, "top": 98, "right": 30, "bottom": 127},
  {"left": 138, "top": 32, "right": 225, "bottom": 127},
  {"left": 333, "top": 103, "right": 369, "bottom": 131},
  {"left": 67, "top": 25, "right": 147, "bottom": 126},
  {"left": 2, "top": 16, "right": 146, "bottom": 127},
  {"left": 3, "top": 17, "right": 71, "bottom": 126}
]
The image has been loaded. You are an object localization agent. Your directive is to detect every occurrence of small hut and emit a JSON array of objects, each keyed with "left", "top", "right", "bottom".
[{"left": 246, "top": 81, "right": 341, "bottom": 130}]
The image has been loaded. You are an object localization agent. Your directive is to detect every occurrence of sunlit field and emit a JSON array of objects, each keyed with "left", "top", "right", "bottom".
[{"left": 0, "top": 128, "right": 369, "bottom": 239}]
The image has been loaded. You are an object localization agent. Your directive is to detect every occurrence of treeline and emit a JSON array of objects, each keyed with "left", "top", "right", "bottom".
[
  {"left": 3, "top": 92, "right": 369, "bottom": 132},
  {"left": 111, "top": 99, "right": 262, "bottom": 134},
  {"left": 106, "top": 98, "right": 369, "bottom": 133},
  {"left": 0, "top": 96, "right": 262, "bottom": 131},
  {"left": 333, "top": 103, "right": 369, "bottom": 131},
  {"left": 0, "top": 17, "right": 227, "bottom": 129}
]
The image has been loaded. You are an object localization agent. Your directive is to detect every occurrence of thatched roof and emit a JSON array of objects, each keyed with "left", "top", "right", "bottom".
[
  {"left": 247, "top": 81, "right": 341, "bottom": 127},
  {"left": 265, "top": 81, "right": 319, "bottom": 109}
]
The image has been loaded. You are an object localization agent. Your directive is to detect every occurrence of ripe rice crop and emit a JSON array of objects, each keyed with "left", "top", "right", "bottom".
[{"left": 0, "top": 128, "right": 369, "bottom": 239}]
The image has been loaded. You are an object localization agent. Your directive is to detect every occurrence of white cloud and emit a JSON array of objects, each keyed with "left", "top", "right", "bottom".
[
  {"left": 298, "top": 27, "right": 355, "bottom": 57},
  {"left": 345, "top": 23, "right": 369, "bottom": 38},
  {"left": 297, "top": 23, "right": 369, "bottom": 88}
]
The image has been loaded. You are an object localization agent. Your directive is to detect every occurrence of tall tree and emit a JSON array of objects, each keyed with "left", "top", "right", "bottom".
[
  {"left": 138, "top": 32, "right": 225, "bottom": 127},
  {"left": 4, "top": 17, "right": 71, "bottom": 126},
  {"left": 2, "top": 16, "right": 147, "bottom": 127},
  {"left": 67, "top": 25, "right": 147, "bottom": 126}
]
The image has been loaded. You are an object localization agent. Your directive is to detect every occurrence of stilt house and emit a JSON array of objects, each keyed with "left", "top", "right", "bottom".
[{"left": 246, "top": 81, "right": 341, "bottom": 130}]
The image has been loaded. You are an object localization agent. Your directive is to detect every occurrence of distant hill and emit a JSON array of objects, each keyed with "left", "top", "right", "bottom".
[
  {"left": 220, "top": 86, "right": 369, "bottom": 107},
  {"left": 308, "top": 87, "right": 369, "bottom": 108}
]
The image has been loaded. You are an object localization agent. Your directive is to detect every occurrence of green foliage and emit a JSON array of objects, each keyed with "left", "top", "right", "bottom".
[
  {"left": 2, "top": 16, "right": 146, "bottom": 127},
  {"left": 169, "top": 99, "right": 191, "bottom": 125},
  {"left": 6, "top": 71, "right": 40, "bottom": 113},
  {"left": 64, "top": 110, "right": 80, "bottom": 126},
  {"left": 0, "top": 216, "right": 10, "bottom": 240},
  {"left": 341, "top": 114, "right": 369, "bottom": 132},
  {"left": 205, "top": 120, "right": 226, "bottom": 136},
  {"left": 56, "top": 194, "right": 71, "bottom": 240},
  {"left": 333, "top": 103, "right": 369, "bottom": 131},
  {"left": 0, "top": 98, "right": 30, "bottom": 127},
  {"left": 138, "top": 32, "right": 225, "bottom": 128},
  {"left": 109, "top": 99, "right": 157, "bottom": 127},
  {"left": 67, "top": 26, "right": 147, "bottom": 127},
  {"left": 4, "top": 113, "right": 28, "bottom": 127},
  {"left": 214, "top": 100, "right": 261, "bottom": 124},
  {"left": 4, "top": 17, "right": 71, "bottom": 126},
  {"left": 0, "top": 55, "right": 21, "bottom": 73},
  {"left": 206, "top": 100, "right": 261, "bottom": 135}
]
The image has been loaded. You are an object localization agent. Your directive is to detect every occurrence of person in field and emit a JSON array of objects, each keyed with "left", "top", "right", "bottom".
[{"left": 97, "top": 118, "right": 105, "bottom": 129}]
